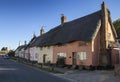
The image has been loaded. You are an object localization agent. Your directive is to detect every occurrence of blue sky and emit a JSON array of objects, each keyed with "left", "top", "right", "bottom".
[{"left": 0, "top": 0, "right": 120, "bottom": 50}]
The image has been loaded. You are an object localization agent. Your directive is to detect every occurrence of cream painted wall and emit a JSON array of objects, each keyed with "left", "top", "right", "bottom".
[
  {"left": 107, "top": 22, "right": 115, "bottom": 42},
  {"left": 19, "top": 49, "right": 25, "bottom": 58},
  {"left": 38, "top": 46, "right": 53, "bottom": 64},
  {"left": 18, "top": 51, "right": 23, "bottom": 58},
  {"left": 24, "top": 48, "right": 29, "bottom": 60},
  {"left": 15, "top": 49, "right": 19, "bottom": 57},
  {"left": 30, "top": 47, "right": 40, "bottom": 61}
]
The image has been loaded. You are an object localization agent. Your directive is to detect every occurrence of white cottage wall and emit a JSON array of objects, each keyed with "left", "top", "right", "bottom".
[{"left": 38, "top": 46, "right": 53, "bottom": 64}]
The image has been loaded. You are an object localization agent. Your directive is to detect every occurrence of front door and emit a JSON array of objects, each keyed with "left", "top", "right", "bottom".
[
  {"left": 72, "top": 52, "right": 77, "bottom": 65},
  {"left": 43, "top": 54, "right": 46, "bottom": 64}
]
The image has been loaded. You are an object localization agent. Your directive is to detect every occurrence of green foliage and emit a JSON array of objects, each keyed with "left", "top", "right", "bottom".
[
  {"left": 113, "top": 18, "right": 120, "bottom": 36},
  {"left": 1, "top": 47, "right": 8, "bottom": 51},
  {"left": 56, "top": 57, "right": 66, "bottom": 67},
  {"left": 7, "top": 50, "right": 15, "bottom": 57}
]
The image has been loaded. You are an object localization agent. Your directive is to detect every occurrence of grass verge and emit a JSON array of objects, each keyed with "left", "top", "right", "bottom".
[{"left": 10, "top": 57, "right": 64, "bottom": 74}]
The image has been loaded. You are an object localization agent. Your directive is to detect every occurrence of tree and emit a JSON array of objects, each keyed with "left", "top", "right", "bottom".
[
  {"left": 1, "top": 47, "right": 8, "bottom": 51},
  {"left": 7, "top": 50, "right": 15, "bottom": 57},
  {"left": 113, "top": 18, "right": 120, "bottom": 36}
]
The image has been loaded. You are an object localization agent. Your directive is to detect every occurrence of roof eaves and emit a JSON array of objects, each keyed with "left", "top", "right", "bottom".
[
  {"left": 108, "top": 15, "right": 117, "bottom": 38},
  {"left": 91, "top": 20, "right": 101, "bottom": 40}
]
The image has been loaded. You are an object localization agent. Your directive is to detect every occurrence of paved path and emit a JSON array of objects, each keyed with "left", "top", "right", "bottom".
[
  {"left": 0, "top": 58, "right": 73, "bottom": 82},
  {"left": 56, "top": 70, "right": 120, "bottom": 82}
]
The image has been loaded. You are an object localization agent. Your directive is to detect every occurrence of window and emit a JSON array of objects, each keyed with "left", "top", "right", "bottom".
[
  {"left": 108, "top": 33, "right": 111, "bottom": 40},
  {"left": 57, "top": 52, "right": 66, "bottom": 59},
  {"left": 35, "top": 53, "right": 38, "bottom": 59},
  {"left": 78, "top": 42, "right": 88, "bottom": 46},
  {"left": 78, "top": 52, "right": 87, "bottom": 60}
]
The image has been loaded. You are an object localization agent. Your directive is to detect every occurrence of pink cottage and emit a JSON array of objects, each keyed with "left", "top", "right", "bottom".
[
  {"left": 30, "top": 2, "right": 118, "bottom": 68},
  {"left": 51, "top": 2, "right": 118, "bottom": 67}
]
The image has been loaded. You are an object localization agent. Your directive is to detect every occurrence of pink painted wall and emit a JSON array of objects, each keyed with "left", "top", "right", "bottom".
[
  {"left": 53, "top": 41, "right": 93, "bottom": 66},
  {"left": 53, "top": 28, "right": 118, "bottom": 66},
  {"left": 92, "top": 27, "right": 119, "bottom": 66},
  {"left": 92, "top": 30, "right": 100, "bottom": 66},
  {"left": 111, "top": 49, "right": 119, "bottom": 65}
]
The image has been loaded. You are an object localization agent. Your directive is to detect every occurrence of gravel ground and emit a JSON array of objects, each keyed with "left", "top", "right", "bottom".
[{"left": 55, "top": 70, "right": 120, "bottom": 82}]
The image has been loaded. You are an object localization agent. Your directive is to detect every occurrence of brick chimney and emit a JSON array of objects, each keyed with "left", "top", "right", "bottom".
[
  {"left": 61, "top": 14, "right": 66, "bottom": 25},
  {"left": 19, "top": 41, "right": 21, "bottom": 46},
  {"left": 33, "top": 32, "right": 36, "bottom": 38},
  {"left": 100, "top": 2, "right": 109, "bottom": 66},
  {"left": 101, "top": 1, "right": 109, "bottom": 48},
  {"left": 40, "top": 27, "right": 44, "bottom": 35},
  {"left": 24, "top": 41, "right": 27, "bottom": 45}
]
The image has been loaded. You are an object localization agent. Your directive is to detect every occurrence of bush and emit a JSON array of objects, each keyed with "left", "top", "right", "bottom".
[
  {"left": 45, "top": 61, "right": 51, "bottom": 66},
  {"left": 8, "top": 50, "right": 15, "bottom": 57},
  {"left": 56, "top": 57, "right": 66, "bottom": 67}
]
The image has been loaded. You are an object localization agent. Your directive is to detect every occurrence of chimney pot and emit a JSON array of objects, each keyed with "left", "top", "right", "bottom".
[
  {"left": 19, "top": 41, "right": 21, "bottom": 46},
  {"left": 24, "top": 41, "right": 27, "bottom": 45},
  {"left": 61, "top": 14, "right": 66, "bottom": 25},
  {"left": 40, "top": 27, "right": 44, "bottom": 35},
  {"left": 33, "top": 32, "right": 36, "bottom": 38}
]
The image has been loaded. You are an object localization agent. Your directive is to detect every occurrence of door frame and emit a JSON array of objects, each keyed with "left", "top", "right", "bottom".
[{"left": 72, "top": 52, "right": 77, "bottom": 65}]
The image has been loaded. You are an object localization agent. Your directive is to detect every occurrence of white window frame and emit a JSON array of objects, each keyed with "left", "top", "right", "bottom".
[
  {"left": 35, "top": 53, "right": 38, "bottom": 59},
  {"left": 78, "top": 52, "right": 87, "bottom": 60},
  {"left": 57, "top": 52, "right": 66, "bottom": 58},
  {"left": 108, "top": 33, "right": 111, "bottom": 40}
]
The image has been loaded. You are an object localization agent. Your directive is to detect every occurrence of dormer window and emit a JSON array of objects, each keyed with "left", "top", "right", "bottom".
[{"left": 78, "top": 42, "right": 88, "bottom": 46}]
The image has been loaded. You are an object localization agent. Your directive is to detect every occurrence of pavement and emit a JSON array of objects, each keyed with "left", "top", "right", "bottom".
[
  {"left": 53, "top": 67, "right": 120, "bottom": 82},
  {"left": 39, "top": 65, "right": 120, "bottom": 82}
]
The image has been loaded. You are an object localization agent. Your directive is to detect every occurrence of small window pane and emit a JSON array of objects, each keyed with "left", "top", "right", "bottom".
[{"left": 78, "top": 52, "right": 87, "bottom": 60}]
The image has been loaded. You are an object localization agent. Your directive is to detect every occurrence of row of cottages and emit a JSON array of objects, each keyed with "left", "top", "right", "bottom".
[
  {"left": 15, "top": 44, "right": 27, "bottom": 58},
  {"left": 27, "top": 29, "right": 54, "bottom": 64},
  {"left": 15, "top": 2, "right": 119, "bottom": 67}
]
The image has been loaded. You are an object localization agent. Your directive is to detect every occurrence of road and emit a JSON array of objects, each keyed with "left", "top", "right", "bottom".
[{"left": 0, "top": 58, "right": 72, "bottom": 82}]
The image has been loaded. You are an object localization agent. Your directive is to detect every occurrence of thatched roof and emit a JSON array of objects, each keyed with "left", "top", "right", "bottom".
[
  {"left": 30, "top": 10, "right": 101, "bottom": 47},
  {"left": 29, "top": 9, "right": 116, "bottom": 47},
  {"left": 15, "top": 45, "right": 26, "bottom": 51}
]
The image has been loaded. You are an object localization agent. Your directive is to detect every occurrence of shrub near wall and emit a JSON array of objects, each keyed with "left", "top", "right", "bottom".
[{"left": 56, "top": 57, "right": 66, "bottom": 67}]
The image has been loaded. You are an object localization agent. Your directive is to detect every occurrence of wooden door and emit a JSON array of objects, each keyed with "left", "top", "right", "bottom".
[
  {"left": 43, "top": 54, "right": 46, "bottom": 63},
  {"left": 72, "top": 52, "right": 76, "bottom": 65}
]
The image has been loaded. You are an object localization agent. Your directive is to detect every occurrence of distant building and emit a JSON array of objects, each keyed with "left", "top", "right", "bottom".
[
  {"left": 15, "top": 45, "right": 26, "bottom": 58},
  {"left": 0, "top": 47, "right": 9, "bottom": 56}
]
